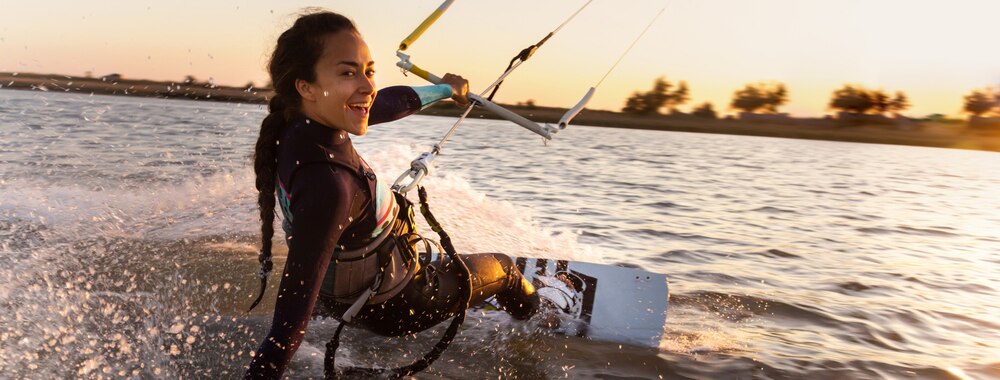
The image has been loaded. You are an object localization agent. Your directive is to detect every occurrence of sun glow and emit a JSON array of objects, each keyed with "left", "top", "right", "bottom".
[{"left": 2, "top": 0, "right": 998, "bottom": 117}]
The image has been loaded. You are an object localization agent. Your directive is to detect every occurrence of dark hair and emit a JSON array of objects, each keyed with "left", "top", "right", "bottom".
[{"left": 249, "top": 11, "right": 358, "bottom": 311}]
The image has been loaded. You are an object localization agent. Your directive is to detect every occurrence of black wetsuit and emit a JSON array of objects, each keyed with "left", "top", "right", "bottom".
[{"left": 245, "top": 86, "right": 537, "bottom": 379}]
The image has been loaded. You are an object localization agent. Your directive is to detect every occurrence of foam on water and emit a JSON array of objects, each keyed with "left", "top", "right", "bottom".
[{"left": 0, "top": 138, "right": 606, "bottom": 377}]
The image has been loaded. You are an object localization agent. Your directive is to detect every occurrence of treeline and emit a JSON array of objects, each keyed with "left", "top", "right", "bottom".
[
  {"left": 963, "top": 88, "right": 1000, "bottom": 117},
  {"left": 620, "top": 76, "right": 1000, "bottom": 119}
]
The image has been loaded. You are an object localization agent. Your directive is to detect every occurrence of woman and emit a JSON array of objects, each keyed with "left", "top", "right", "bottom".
[{"left": 245, "top": 11, "right": 539, "bottom": 378}]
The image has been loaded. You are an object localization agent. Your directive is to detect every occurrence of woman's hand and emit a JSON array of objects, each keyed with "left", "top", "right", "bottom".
[{"left": 440, "top": 73, "right": 470, "bottom": 107}]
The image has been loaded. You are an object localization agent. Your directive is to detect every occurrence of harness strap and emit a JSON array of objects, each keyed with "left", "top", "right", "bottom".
[{"left": 324, "top": 186, "right": 473, "bottom": 379}]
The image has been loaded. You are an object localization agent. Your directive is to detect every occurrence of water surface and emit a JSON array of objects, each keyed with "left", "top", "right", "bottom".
[{"left": 1, "top": 90, "right": 998, "bottom": 379}]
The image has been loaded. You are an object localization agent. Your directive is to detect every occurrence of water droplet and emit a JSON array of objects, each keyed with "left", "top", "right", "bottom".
[{"left": 167, "top": 323, "right": 185, "bottom": 334}]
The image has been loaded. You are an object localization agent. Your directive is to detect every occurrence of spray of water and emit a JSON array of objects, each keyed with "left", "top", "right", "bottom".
[{"left": 0, "top": 142, "right": 601, "bottom": 376}]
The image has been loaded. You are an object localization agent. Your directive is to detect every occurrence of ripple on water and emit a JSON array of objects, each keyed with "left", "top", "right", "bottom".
[
  {"left": 856, "top": 225, "right": 961, "bottom": 237},
  {"left": 647, "top": 249, "right": 718, "bottom": 265},
  {"left": 828, "top": 281, "right": 892, "bottom": 297},
  {"left": 683, "top": 270, "right": 754, "bottom": 286},
  {"left": 670, "top": 291, "right": 843, "bottom": 327},
  {"left": 933, "top": 310, "right": 1000, "bottom": 331},
  {"left": 623, "top": 228, "right": 737, "bottom": 245},
  {"left": 747, "top": 248, "right": 801, "bottom": 259},
  {"left": 749, "top": 206, "right": 799, "bottom": 214}
]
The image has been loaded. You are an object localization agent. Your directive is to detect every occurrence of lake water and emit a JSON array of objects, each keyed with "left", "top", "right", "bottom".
[{"left": 1, "top": 89, "right": 998, "bottom": 379}]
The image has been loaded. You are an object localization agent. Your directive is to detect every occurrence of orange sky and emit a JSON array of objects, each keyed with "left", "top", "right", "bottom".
[{"left": 2, "top": 0, "right": 997, "bottom": 117}]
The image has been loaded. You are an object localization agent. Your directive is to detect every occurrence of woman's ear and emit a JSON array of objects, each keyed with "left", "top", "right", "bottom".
[{"left": 296, "top": 79, "right": 317, "bottom": 102}]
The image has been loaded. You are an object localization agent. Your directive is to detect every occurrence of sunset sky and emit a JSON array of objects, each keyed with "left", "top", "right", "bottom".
[{"left": 2, "top": 0, "right": 998, "bottom": 117}]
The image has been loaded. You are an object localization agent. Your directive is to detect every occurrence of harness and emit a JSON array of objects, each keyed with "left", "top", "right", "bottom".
[
  {"left": 324, "top": 187, "right": 471, "bottom": 379},
  {"left": 293, "top": 156, "right": 470, "bottom": 379},
  {"left": 276, "top": 142, "right": 420, "bottom": 307}
]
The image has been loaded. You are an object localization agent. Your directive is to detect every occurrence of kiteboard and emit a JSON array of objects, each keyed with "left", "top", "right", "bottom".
[
  {"left": 428, "top": 254, "right": 669, "bottom": 348},
  {"left": 511, "top": 257, "right": 669, "bottom": 349}
]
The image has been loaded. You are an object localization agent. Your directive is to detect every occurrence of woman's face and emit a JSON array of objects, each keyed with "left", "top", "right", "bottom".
[{"left": 297, "top": 30, "right": 376, "bottom": 135}]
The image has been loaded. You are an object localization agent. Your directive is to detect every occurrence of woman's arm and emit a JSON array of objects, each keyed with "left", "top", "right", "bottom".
[
  {"left": 368, "top": 84, "right": 450, "bottom": 125},
  {"left": 369, "top": 73, "right": 470, "bottom": 125},
  {"left": 244, "top": 164, "right": 356, "bottom": 379}
]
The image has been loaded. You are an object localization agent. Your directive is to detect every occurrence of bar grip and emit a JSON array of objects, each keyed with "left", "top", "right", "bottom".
[{"left": 408, "top": 63, "right": 442, "bottom": 84}]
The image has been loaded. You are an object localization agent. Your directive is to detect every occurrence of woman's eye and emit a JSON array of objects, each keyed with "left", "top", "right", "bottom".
[
  {"left": 342, "top": 71, "right": 356, "bottom": 77},
  {"left": 365, "top": 69, "right": 376, "bottom": 78}
]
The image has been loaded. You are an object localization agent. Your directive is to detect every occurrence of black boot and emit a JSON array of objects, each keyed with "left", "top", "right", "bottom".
[{"left": 495, "top": 274, "right": 540, "bottom": 320}]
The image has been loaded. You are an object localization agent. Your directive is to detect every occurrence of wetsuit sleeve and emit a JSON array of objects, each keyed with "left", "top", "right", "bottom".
[
  {"left": 244, "top": 164, "right": 356, "bottom": 379},
  {"left": 369, "top": 84, "right": 454, "bottom": 125}
]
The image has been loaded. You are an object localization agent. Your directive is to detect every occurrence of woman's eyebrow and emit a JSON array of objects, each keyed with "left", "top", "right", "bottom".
[{"left": 337, "top": 61, "right": 375, "bottom": 68}]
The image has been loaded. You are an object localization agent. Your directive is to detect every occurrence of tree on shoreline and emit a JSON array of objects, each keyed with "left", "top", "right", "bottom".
[
  {"left": 829, "top": 84, "right": 910, "bottom": 115},
  {"left": 872, "top": 90, "right": 890, "bottom": 114},
  {"left": 888, "top": 91, "right": 910, "bottom": 115},
  {"left": 622, "top": 77, "right": 689, "bottom": 115},
  {"left": 691, "top": 102, "right": 717, "bottom": 119},
  {"left": 963, "top": 88, "right": 998, "bottom": 116},
  {"left": 666, "top": 81, "right": 689, "bottom": 113},
  {"left": 729, "top": 82, "right": 787, "bottom": 114},
  {"left": 829, "top": 85, "right": 872, "bottom": 113}
]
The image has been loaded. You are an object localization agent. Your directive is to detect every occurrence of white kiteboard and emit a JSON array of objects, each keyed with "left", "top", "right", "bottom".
[
  {"left": 430, "top": 254, "right": 669, "bottom": 348},
  {"left": 511, "top": 257, "right": 669, "bottom": 349}
]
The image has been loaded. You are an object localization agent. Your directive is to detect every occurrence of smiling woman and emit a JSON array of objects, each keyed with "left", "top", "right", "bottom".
[{"left": 243, "top": 10, "right": 539, "bottom": 379}]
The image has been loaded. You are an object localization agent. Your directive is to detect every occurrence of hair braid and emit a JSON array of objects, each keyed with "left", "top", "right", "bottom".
[{"left": 247, "top": 96, "right": 286, "bottom": 312}]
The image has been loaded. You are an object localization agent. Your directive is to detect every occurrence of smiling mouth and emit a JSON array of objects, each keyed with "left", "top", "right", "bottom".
[{"left": 348, "top": 102, "right": 370, "bottom": 115}]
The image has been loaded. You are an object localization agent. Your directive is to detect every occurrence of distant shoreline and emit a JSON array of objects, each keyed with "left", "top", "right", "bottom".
[
  {"left": 3, "top": 72, "right": 998, "bottom": 152},
  {"left": 0, "top": 72, "right": 269, "bottom": 104}
]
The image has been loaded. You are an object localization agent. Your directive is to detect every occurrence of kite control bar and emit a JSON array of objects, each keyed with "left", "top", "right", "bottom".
[
  {"left": 396, "top": 52, "right": 565, "bottom": 139},
  {"left": 390, "top": 0, "right": 601, "bottom": 193}
]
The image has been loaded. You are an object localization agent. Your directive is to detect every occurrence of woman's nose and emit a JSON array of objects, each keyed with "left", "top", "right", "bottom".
[{"left": 359, "top": 76, "right": 375, "bottom": 94}]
